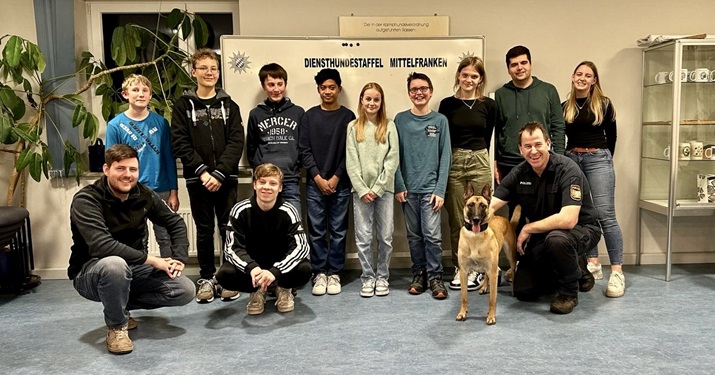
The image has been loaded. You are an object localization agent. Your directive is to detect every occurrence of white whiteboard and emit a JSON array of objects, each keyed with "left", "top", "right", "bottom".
[{"left": 220, "top": 36, "right": 485, "bottom": 167}]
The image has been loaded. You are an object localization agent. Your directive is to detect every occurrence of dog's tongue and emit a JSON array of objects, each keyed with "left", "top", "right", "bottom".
[{"left": 472, "top": 223, "right": 481, "bottom": 233}]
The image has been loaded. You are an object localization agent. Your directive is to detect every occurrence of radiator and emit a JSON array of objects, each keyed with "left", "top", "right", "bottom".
[{"left": 147, "top": 209, "right": 222, "bottom": 257}]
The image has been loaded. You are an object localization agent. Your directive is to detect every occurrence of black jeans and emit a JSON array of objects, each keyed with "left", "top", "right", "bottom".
[
  {"left": 513, "top": 223, "right": 601, "bottom": 298},
  {"left": 186, "top": 180, "right": 237, "bottom": 280},
  {"left": 215, "top": 259, "right": 312, "bottom": 292}
]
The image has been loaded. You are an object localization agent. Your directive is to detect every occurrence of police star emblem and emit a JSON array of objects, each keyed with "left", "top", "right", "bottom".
[
  {"left": 228, "top": 51, "right": 251, "bottom": 74},
  {"left": 570, "top": 184, "right": 582, "bottom": 201}
]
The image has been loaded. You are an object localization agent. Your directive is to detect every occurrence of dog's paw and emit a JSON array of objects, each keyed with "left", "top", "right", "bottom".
[
  {"left": 456, "top": 312, "right": 467, "bottom": 321},
  {"left": 486, "top": 315, "right": 496, "bottom": 325}
]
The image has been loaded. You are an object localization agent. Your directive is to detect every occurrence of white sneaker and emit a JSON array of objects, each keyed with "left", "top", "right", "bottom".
[
  {"left": 327, "top": 274, "right": 341, "bottom": 295},
  {"left": 311, "top": 273, "right": 327, "bottom": 296},
  {"left": 360, "top": 279, "right": 375, "bottom": 298},
  {"left": 606, "top": 271, "right": 625, "bottom": 298},
  {"left": 467, "top": 271, "right": 480, "bottom": 291},
  {"left": 449, "top": 268, "right": 481, "bottom": 291},
  {"left": 587, "top": 262, "right": 604, "bottom": 280},
  {"left": 448, "top": 268, "right": 461, "bottom": 290},
  {"left": 375, "top": 278, "right": 390, "bottom": 296}
]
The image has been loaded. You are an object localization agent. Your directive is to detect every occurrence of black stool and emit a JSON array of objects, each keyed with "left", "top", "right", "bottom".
[{"left": 0, "top": 207, "right": 41, "bottom": 293}]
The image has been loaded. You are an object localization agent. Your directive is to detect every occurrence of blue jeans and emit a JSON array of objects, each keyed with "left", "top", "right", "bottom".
[
  {"left": 280, "top": 180, "right": 302, "bottom": 217},
  {"left": 566, "top": 149, "right": 623, "bottom": 265},
  {"left": 353, "top": 192, "right": 394, "bottom": 282},
  {"left": 306, "top": 179, "right": 351, "bottom": 275},
  {"left": 72, "top": 256, "right": 195, "bottom": 327},
  {"left": 403, "top": 192, "right": 444, "bottom": 277}
]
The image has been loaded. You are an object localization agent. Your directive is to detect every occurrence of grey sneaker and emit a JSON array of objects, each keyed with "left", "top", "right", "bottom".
[
  {"left": 220, "top": 288, "right": 240, "bottom": 301},
  {"left": 275, "top": 286, "right": 295, "bottom": 313},
  {"left": 196, "top": 278, "right": 216, "bottom": 303},
  {"left": 106, "top": 325, "right": 133, "bottom": 355},
  {"left": 247, "top": 290, "right": 267, "bottom": 315},
  {"left": 360, "top": 279, "right": 376, "bottom": 298},
  {"left": 312, "top": 273, "right": 328, "bottom": 296},
  {"left": 375, "top": 278, "right": 390, "bottom": 296},
  {"left": 327, "top": 274, "right": 341, "bottom": 295}
]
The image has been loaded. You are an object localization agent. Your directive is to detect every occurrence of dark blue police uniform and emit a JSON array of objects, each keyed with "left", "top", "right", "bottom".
[{"left": 494, "top": 152, "right": 601, "bottom": 298}]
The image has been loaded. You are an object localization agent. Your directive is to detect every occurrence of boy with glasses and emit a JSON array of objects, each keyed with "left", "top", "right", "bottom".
[
  {"left": 171, "top": 48, "right": 245, "bottom": 304},
  {"left": 394, "top": 72, "right": 452, "bottom": 300}
]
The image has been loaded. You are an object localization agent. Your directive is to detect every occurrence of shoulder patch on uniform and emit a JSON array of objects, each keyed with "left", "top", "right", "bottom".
[{"left": 570, "top": 185, "right": 582, "bottom": 201}]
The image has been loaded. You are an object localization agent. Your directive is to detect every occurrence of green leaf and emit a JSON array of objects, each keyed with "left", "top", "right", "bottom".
[
  {"left": 63, "top": 141, "right": 75, "bottom": 178},
  {"left": 81, "top": 51, "right": 94, "bottom": 59},
  {"left": 180, "top": 16, "right": 192, "bottom": 40},
  {"left": 13, "top": 122, "right": 36, "bottom": 143},
  {"left": 0, "top": 113, "right": 11, "bottom": 141},
  {"left": 193, "top": 16, "right": 209, "bottom": 47},
  {"left": 63, "top": 94, "right": 84, "bottom": 105},
  {"left": 28, "top": 151, "right": 42, "bottom": 181},
  {"left": 83, "top": 112, "right": 99, "bottom": 140},
  {"left": 0, "top": 86, "right": 26, "bottom": 120},
  {"left": 167, "top": 9, "right": 183, "bottom": 29},
  {"left": 124, "top": 26, "right": 137, "bottom": 62},
  {"left": 95, "top": 83, "right": 112, "bottom": 96},
  {"left": 22, "top": 79, "right": 32, "bottom": 92},
  {"left": 15, "top": 148, "right": 32, "bottom": 171},
  {"left": 101, "top": 98, "right": 113, "bottom": 121},
  {"left": 72, "top": 105, "right": 87, "bottom": 128},
  {"left": 27, "top": 42, "right": 45, "bottom": 73},
  {"left": 2, "top": 35, "right": 23, "bottom": 67},
  {"left": 41, "top": 143, "right": 51, "bottom": 179},
  {"left": 111, "top": 26, "right": 127, "bottom": 66}
]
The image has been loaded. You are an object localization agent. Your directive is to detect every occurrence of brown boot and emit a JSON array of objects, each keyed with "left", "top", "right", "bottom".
[
  {"left": 550, "top": 294, "right": 579, "bottom": 314},
  {"left": 275, "top": 286, "right": 295, "bottom": 313},
  {"left": 106, "top": 325, "right": 133, "bottom": 354}
]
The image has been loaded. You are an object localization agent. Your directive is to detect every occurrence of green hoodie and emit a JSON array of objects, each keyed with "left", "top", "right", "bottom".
[{"left": 494, "top": 76, "right": 565, "bottom": 167}]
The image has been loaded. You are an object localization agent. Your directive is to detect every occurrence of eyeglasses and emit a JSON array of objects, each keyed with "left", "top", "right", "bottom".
[
  {"left": 408, "top": 86, "right": 431, "bottom": 94},
  {"left": 195, "top": 66, "right": 219, "bottom": 73}
]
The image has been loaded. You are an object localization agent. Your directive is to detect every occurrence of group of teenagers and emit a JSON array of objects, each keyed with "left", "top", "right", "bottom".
[{"left": 68, "top": 45, "right": 624, "bottom": 355}]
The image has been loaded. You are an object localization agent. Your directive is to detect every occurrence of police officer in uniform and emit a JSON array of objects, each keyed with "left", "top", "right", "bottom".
[{"left": 490, "top": 121, "right": 600, "bottom": 314}]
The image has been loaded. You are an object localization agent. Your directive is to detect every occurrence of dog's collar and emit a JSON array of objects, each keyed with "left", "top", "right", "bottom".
[{"left": 464, "top": 221, "right": 488, "bottom": 232}]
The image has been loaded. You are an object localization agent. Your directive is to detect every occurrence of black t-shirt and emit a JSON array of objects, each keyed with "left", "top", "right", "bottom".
[
  {"left": 494, "top": 152, "right": 598, "bottom": 226},
  {"left": 438, "top": 96, "right": 497, "bottom": 150},
  {"left": 563, "top": 98, "right": 617, "bottom": 156}
]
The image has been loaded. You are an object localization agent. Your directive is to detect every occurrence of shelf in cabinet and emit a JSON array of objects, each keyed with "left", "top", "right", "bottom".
[
  {"left": 644, "top": 81, "right": 715, "bottom": 88},
  {"left": 643, "top": 120, "right": 715, "bottom": 125},
  {"left": 640, "top": 199, "right": 715, "bottom": 216}
]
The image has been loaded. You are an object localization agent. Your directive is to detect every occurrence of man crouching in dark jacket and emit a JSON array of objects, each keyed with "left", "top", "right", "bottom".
[{"left": 68, "top": 144, "right": 195, "bottom": 355}]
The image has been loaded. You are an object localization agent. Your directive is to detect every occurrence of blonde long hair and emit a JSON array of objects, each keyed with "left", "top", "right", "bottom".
[
  {"left": 563, "top": 61, "right": 615, "bottom": 125},
  {"left": 354, "top": 82, "right": 388, "bottom": 143}
]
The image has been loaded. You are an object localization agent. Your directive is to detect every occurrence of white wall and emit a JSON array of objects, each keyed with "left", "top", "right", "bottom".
[{"left": 2, "top": 0, "right": 715, "bottom": 278}]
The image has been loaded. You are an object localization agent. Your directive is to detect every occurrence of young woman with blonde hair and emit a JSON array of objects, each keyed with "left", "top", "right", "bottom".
[
  {"left": 346, "top": 82, "right": 400, "bottom": 297},
  {"left": 563, "top": 61, "right": 624, "bottom": 298}
]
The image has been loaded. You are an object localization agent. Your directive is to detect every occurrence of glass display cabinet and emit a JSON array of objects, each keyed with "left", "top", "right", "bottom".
[{"left": 639, "top": 39, "right": 715, "bottom": 281}]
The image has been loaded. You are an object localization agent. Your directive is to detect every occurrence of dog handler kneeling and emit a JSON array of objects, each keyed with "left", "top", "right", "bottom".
[{"left": 489, "top": 122, "right": 601, "bottom": 314}]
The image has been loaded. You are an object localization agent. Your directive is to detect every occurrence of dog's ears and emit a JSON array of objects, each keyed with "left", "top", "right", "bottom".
[
  {"left": 464, "top": 183, "right": 475, "bottom": 200},
  {"left": 481, "top": 184, "right": 492, "bottom": 201}
]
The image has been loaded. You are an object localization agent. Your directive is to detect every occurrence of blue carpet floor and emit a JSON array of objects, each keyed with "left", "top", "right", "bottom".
[{"left": 1, "top": 264, "right": 714, "bottom": 374}]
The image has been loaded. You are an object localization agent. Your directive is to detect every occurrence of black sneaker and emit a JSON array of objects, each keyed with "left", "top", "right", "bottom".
[
  {"left": 408, "top": 271, "right": 428, "bottom": 295},
  {"left": 429, "top": 276, "right": 448, "bottom": 300},
  {"left": 550, "top": 294, "right": 579, "bottom": 314},
  {"left": 578, "top": 256, "right": 595, "bottom": 292}
]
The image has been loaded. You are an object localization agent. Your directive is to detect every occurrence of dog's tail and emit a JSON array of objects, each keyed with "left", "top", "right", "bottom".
[{"left": 510, "top": 205, "right": 521, "bottom": 228}]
